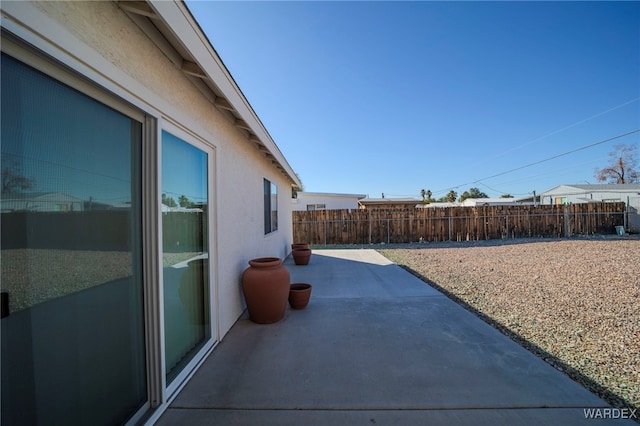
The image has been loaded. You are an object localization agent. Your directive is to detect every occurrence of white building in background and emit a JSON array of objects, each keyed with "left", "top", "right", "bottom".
[
  {"left": 0, "top": 192, "right": 85, "bottom": 212},
  {"left": 460, "top": 197, "right": 533, "bottom": 207},
  {"left": 292, "top": 191, "right": 366, "bottom": 211},
  {"left": 540, "top": 184, "right": 640, "bottom": 230},
  {"left": 539, "top": 184, "right": 640, "bottom": 208}
]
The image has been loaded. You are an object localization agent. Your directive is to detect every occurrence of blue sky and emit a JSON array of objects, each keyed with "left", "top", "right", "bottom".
[{"left": 187, "top": 1, "right": 640, "bottom": 199}]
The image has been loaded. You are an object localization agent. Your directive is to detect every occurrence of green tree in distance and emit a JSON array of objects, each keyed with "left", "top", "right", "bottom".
[
  {"left": 420, "top": 189, "right": 435, "bottom": 203},
  {"left": 162, "top": 193, "right": 177, "bottom": 207},
  {"left": 436, "top": 190, "right": 457, "bottom": 203},
  {"left": 178, "top": 195, "right": 194, "bottom": 208},
  {"left": 459, "top": 187, "right": 488, "bottom": 202}
]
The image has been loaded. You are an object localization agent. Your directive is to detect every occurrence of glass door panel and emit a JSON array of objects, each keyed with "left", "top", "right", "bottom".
[
  {"left": 161, "top": 131, "right": 210, "bottom": 383},
  {"left": 0, "top": 54, "right": 146, "bottom": 425}
]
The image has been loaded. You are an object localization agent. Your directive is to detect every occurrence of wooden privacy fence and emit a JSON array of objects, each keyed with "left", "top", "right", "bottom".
[{"left": 293, "top": 203, "right": 626, "bottom": 245}]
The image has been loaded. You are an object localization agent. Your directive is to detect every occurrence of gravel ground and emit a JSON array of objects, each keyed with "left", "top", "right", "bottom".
[
  {"left": 1, "top": 249, "right": 202, "bottom": 312},
  {"left": 378, "top": 237, "right": 639, "bottom": 413},
  {"left": 2, "top": 249, "right": 134, "bottom": 312}
]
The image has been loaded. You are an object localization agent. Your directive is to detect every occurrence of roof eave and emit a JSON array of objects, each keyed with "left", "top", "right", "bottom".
[{"left": 122, "top": 0, "right": 301, "bottom": 188}]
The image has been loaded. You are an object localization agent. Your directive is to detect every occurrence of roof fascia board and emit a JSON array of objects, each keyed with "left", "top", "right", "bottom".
[
  {"left": 298, "top": 192, "right": 367, "bottom": 198},
  {"left": 148, "top": 0, "right": 300, "bottom": 187}
]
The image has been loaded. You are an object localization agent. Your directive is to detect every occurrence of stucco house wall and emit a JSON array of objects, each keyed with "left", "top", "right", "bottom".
[
  {"left": 1, "top": 1, "right": 299, "bottom": 423},
  {"left": 460, "top": 198, "right": 533, "bottom": 207},
  {"left": 540, "top": 184, "right": 640, "bottom": 209},
  {"left": 292, "top": 191, "right": 366, "bottom": 211},
  {"left": 358, "top": 197, "right": 421, "bottom": 210},
  {"left": 20, "top": 0, "right": 297, "bottom": 336}
]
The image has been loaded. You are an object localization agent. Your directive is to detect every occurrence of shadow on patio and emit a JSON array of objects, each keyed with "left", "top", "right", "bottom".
[{"left": 155, "top": 250, "right": 632, "bottom": 426}]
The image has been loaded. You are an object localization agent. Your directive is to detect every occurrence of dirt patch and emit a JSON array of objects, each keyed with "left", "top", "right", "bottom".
[{"left": 379, "top": 238, "right": 639, "bottom": 412}]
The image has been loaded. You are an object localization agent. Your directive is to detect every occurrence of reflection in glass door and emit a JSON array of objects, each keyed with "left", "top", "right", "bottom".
[
  {"left": 161, "top": 131, "right": 211, "bottom": 383},
  {"left": 0, "top": 54, "right": 146, "bottom": 425}
]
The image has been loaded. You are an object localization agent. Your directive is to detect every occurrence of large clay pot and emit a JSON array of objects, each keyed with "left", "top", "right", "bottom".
[
  {"left": 291, "top": 243, "right": 309, "bottom": 250},
  {"left": 292, "top": 248, "right": 312, "bottom": 265},
  {"left": 289, "top": 283, "right": 312, "bottom": 309},
  {"left": 241, "top": 257, "right": 290, "bottom": 324}
]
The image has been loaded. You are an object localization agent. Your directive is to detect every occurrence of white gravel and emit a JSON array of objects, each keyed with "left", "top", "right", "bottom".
[{"left": 379, "top": 237, "right": 640, "bottom": 412}]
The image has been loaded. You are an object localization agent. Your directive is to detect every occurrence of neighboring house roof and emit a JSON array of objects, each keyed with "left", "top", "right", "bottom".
[
  {"left": 1, "top": 192, "right": 86, "bottom": 212},
  {"left": 359, "top": 197, "right": 420, "bottom": 207},
  {"left": 461, "top": 197, "right": 531, "bottom": 206},
  {"left": 541, "top": 183, "right": 640, "bottom": 195},
  {"left": 419, "top": 202, "right": 459, "bottom": 208},
  {"left": 161, "top": 203, "right": 203, "bottom": 213},
  {"left": 119, "top": 1, "right": 300, "bottom": 188},
  {"left": 296, "top": 192, "right": 367, "bottom": 199},
  {"left": 1, "top": 192, "right": 83, "bottom": 202}
]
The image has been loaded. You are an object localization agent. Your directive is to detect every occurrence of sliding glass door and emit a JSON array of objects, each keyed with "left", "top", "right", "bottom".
[
  {"left": 161, "top": 131, "right": 211, "bottom": 384},
  {"left": 1, "top": 43, "right": 217, "bottom": 425},
  {"left": 1, "top": 54, "right": 147, "bottom": 425}
]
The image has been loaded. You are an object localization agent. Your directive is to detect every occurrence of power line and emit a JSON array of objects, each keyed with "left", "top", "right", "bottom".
[
  {"left": 433, "top": 128, "right": 640, "bottom": 195},
  {"left": 484, "top": 97, "right": 640, "bottom": 160},
  {"left": 476, "top": 129, "right": 639, "bottom": 182},
  {"left": 488, "top": 156, "right": 608, "bottom": 189}
]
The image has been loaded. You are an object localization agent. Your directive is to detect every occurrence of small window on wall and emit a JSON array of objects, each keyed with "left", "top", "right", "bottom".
[
  {"left": 306, "top": 204, "right": 326, "bottom": 211},
  {"left": 264, "top": 179, "right": 278, "bottom": 234}
]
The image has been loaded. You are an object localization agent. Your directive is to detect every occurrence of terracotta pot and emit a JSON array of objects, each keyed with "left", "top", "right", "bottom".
[
  {"left": 292, "top": 248, "right": 311, "bottom": 265},
  {"left": 291, "top": 243, "right": 309, "bottom": 250},
  {"left": 289, "top": 283, "right": 312, "bottom": 309},
  {"left": 241, "top": 257, "right": 290, "bottom": 324}
]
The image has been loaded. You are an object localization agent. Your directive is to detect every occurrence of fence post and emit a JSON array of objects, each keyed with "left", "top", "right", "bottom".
[
  {"left": 625, "top": 196, "right": 629, "bottom": 230},
  {"left": 387, "top": 218, "right": 390, "bottom": 244},
  {"left": 346, "top": 218, "right": 349, "bottom": 243},
  {"left": 506, "top": 215, "right": 509, "bottom": 239},
  {"left": 448, "top": 216, "right": 452, "bottom": 241},
  {"left": 324, "top": 220, "right": 327, "bottom": 245}
]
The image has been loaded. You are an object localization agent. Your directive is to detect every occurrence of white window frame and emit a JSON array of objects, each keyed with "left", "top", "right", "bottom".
[
  {"left": 159, "top": 120, "right": 218, "bottom": 401},
  {"left": 264, "top": 178, "right": 278, "bottom": 234}
]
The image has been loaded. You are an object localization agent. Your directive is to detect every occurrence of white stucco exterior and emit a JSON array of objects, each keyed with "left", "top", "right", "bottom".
[
  {"left": 6, "top": 0, "right": 298, "bottom": 336},
  {"left": 539, "top": 184, "right": 640, "bottom": 209},
  {"left": 540, "top": 184, "right": 640, "bottom": 230},
  {"left": 292, "top": 191, "right": 366, "bottom": 211},
  {"left": 1, "top": 1, "right": 300, "bottom": 422},
  {"left": 460, "top": 197, "right": 533, "bottom": 207}
]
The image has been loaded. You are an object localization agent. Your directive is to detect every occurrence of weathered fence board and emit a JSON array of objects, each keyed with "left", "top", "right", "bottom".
[{"left": 292, "top": 203, "right": 626, "bottom": 245}]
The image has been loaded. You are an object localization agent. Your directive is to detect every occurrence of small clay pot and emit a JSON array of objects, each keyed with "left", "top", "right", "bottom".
[
  {"left": 292, "top": 248, "right": 311, "bottom": 265},
  {"left": 289, "top": 283, "right": 312, "bottom": 309}
]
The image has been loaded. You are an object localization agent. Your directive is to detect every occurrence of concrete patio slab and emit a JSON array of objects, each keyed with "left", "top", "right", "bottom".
[{"left": 156, "top": 249, "right": 635, "bottom": 425}]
